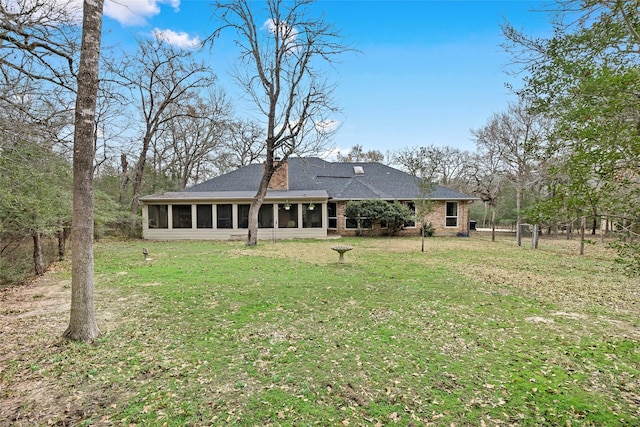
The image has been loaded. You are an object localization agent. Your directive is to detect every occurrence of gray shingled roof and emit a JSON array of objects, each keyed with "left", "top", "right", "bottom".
[{"left": 184, "top": 157, "right": 476, "bottom": 201}]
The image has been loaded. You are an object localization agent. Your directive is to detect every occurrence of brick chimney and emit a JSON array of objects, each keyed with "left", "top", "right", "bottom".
[{"left": 267, "top": 158, "right": 289, "bottom": 190}]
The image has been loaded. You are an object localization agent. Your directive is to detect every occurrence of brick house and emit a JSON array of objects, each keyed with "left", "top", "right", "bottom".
[{"left": 139, "top": 157, "right": 477, "bottom": 240}]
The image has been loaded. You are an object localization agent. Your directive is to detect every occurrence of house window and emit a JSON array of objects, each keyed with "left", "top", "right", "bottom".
[
  {"left": 446, "top": 201, "right": 458, "bottom": 227},
  {"left": 148, "top": 205, "right": 168, "bottom": 229},
  {"left": 346, "top": 217, "right": 372, "bottom": 229},
  {"left": 197, "top": 205, "right": 213, "bottom": 228},
  {"left": 302, "top": 203, "right": 322, "bottom": 228},
  {"left": 327, "top": 202, "right": 337, "bottom": 229},
  {"left": 404, "top": 202, "right": 416, "bottom": 228},
  {"left": 217, "top": 204, "right": 232, "bottom": 229},
  {"left": 259, "top": 204, "right": 274, "bottom": 228},
  {"left": 238, "top": 204, "right": 250, "bottom": 228},
  {"left": 172, "top": 205, "right": 192, "bottom": 228},
  {"left": 278, "top": 203, "right": 298, "bottom": 228},
  {"left": 237, "top": 204, "right": 274, "bottom": 228}
]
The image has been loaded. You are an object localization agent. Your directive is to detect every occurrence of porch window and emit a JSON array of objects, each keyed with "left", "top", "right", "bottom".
[
  {"left": 327, "top": 202, "right": 337, "bottom": 229},
  {"left": 446, "top": 201, "right": 458, "bottom": 227},
  {"left": 302, "top": 203, "right": 322, "bottom": 228},
  {"left": 172, "top": 205, "right": 192, "bottom": 228},
  {"left": 278, "top": 203, "right": 298, "bottom": 228},
  {"left": 197, "top": 205, "right": 213, "bottom": 228},
  {"left": 217, "top": 204, "right": 232, "bottom": 229},
  {"left": 238, "top": 204, "right": 250, "bottom": 228},
  {"left": 238, "top": 204, "right": 274, "bottom": 228},
  {"left": 259, "top": 204, "right": 274, "bottom": 228},
  {"left": 148, "top": 205, "right": 168, "bottom": 229}
]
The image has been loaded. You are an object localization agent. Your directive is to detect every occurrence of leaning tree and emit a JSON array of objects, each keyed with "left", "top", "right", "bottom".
[{"left": 211, "top": 0, "right": 350, "bottom": 246}]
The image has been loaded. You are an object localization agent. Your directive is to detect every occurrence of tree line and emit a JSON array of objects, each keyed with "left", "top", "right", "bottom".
[{"left": 1, "top": 0, "right": 639, "bottom": 338}]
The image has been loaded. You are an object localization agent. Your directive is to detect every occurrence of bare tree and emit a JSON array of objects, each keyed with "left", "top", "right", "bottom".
[
  {"left": 156, "top": 91, "right": 232, "bottom": 189},
  {"left": 107, "top": 37, "right": 215, "bottom": 234},
  {"left": 468, "top": 145, "right": 504, "bottom": 240},
  {"left": 0, "top": 0, "right": 80, "bottom": 92},
  {"left": 212, "top": 0, "right": 349, "bottom": 246},
  {"left": 336, "top": 144, "right": 385, "bottom": 163},
  {"left": 222, "top": 119, "right": 266, "bottom": 171},
  {"left": 472, "top": 101, "right": 550, "bottom": 246},
  {"left": 394, "top": 144, "right": 472, "bottom": 189},
  {"left": 62, "top": 0, "right": 104, "bottom": 342}
]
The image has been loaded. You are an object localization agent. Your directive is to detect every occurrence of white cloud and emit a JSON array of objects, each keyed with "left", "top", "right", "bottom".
[
  {"left": 315, "top": 119, "right": 341, "bottom": 134},
  {"left": 6, "top": 0, "right": 83, "bottom": 23},
  {"left": 152, "top": 28, "right": 201, "bottom": 48},
  {"left": 262, "top": 18, "right": 298, "bottom": 52},
  {"left": 319, "top": 147, "right": 342, "bottom": 161},
  {"left": 104, "top": 0, "right": 180, "bottom": 27}
]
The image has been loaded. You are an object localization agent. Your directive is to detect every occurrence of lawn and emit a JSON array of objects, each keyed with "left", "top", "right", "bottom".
[{"left": 1, "top": 234, "right": 638, "bottom": 426}]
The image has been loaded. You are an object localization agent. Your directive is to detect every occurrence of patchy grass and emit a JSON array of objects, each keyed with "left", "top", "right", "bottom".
[{"left": 1, "top": 233, "right": 639, "bottom": 426}]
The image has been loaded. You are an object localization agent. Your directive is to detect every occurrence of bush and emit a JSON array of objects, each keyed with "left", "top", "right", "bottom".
[
  {"left": 422, "top": 222, "right": 435, "bottom": 237},
  {"left": 345, "top": 200, "right": 414, "bottom": 236},
  {"left": 609, "top": 239, "right": 640, "bottom": 277}
]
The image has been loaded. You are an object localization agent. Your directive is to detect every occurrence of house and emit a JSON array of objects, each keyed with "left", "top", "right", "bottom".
[{"left": 139, "top": 157, "right": 477, "bottom": 240}]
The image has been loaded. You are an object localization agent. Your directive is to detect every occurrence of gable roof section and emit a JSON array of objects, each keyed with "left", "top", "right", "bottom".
[{"left": 184, "top": 157, "right": 476, "bottom": 201}]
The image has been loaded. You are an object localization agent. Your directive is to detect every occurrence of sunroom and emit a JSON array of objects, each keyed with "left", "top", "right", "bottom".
[{"left": 140, "top": 190, "right": 329, "bottom": 240}]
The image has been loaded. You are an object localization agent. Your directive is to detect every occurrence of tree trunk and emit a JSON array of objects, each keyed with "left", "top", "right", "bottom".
[
  {"left": 516, "top": 185, "right": 522, "bottom": 247},
  {"left": 33, "top": 232, "right": 45, "bottom": 276},
  {"left": 247, "top": 159, "right": 275, "bottom": 246},
  {"left": 57, "top": 227, "right": 66, "bottom": 261},
  {"left": 119, "top": 153, "right": 129, "bottom": 205},
  {"left": 246, "top": 175, "right": 270, "bottom": 246},
  {"left": 491, "top": 209, "right": 496, "bottom": 242},
  {"left": 129, "top": 148, "right": 149, "bottom": 237},
  {"left": 482, "top": 201, "right": 488, "bottom": 228},
  {"left": 579, "top": 216, "right": 586, "bottom": 256},
  {"left": 63, "top": 0, "right": 103, "bottom": 342}
]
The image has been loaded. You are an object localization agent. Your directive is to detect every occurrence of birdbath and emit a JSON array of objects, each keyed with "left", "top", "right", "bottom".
[{"left": 331, "top": 245, "right": 353, "bottom": 264}]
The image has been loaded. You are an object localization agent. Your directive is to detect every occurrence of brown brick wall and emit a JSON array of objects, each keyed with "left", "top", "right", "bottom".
[
  {"left": 268, "top": 161, "right": 289, "bottom": 190},
  {"left": 333, "top": 200, "right": 470, "bottom": 237}
]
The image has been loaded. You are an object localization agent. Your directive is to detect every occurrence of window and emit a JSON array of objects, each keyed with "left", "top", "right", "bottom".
[
  {"left": 446, "top": 201, "right": 458, "bottom": 227},
  {"left": 197, "top": 205, "right": 213, "bottom": 228},
  {"left": 404, "top": 202, "right": 416, "bottom": 227},
  {"left": 237, "top": 204, "right": 274, "bottom": 228},
  {"left": 327, "top": 202, "right": 337, "bottom": 229},
  {"left": 302, "top": 203, "right": 322, "bottom": 228},
  {"left": 148, "top": 205, "right": 168, "bottom": 229},
  {"left": 217, "top": 204, "right": 232, "bottom": 229},
  {"left": 278, "top": 203, "right": 298, "bottom": 228},
  {"left": 346, "top": 217, "right": 372, "bottom": 229},
  {"left": 171, "top": 205, "right": 192, "bottom": 228},
  {"left": 259, "top": 204, "right": 274, "bottom": 228},
  {"left": 238, "top": 204, "right": 250, "bottom": 228}
]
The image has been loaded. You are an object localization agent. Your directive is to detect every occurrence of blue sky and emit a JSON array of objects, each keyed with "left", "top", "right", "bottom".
[{"left": 101, "top": 0, "right": 553, "bottom": 155}]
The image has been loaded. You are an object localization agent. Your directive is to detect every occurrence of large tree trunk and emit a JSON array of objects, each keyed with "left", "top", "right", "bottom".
[
  {"left": 247, "top": 175, "right": 271, "bottom": 246},
  {"left": 33, "top": 232, "right": 45, "bottom": 276},
  {"left": 63, "top": 0, "right": 103, "bottom": 342}
]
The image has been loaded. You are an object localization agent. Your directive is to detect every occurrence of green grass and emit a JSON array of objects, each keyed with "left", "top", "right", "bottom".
[{"left": 1, "top": 235, "right": 639, "bottom": 426}]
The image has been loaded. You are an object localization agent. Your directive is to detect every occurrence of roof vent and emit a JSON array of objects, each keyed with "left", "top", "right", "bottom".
[{"left": 353, "top": 166, "right": 364, "bottom": 175}]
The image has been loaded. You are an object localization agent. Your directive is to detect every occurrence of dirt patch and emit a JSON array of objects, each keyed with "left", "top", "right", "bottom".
[{"left": 0, "top": 274, "right": 73, "bottom": 426}]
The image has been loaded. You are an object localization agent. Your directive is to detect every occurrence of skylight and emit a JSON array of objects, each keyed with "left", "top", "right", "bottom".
[{"left": 353, "top": 166, "right": 364, "bottom": 175}]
